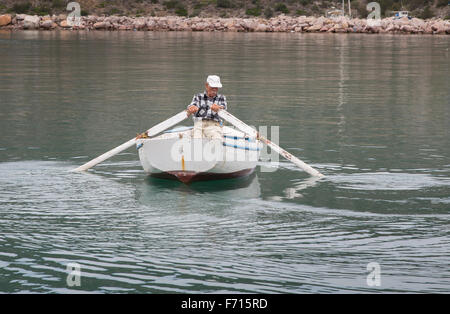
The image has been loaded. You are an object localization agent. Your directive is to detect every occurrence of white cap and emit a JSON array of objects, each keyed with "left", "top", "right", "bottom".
[{"left": 206, "top": 75, "right": 222, "bottom": 88}]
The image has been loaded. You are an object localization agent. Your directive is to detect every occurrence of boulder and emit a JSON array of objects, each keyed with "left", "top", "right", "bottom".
[
  {"left": 72, "top": 24, "right": 86, "bottom": 30},
  {"left": 306, "top": 21, "right": 323, "bottom": 32},
  {"left": 40, "top": 20, "right": 55, "bottom": 29},
  {"left": 133, "top": 19, "right": 146, "bottom": 30},
  {"left": 59, "top": 20, "right": 71, "bottom": 28},
  {"left": 23, "top": 15, "right": 40, "bottom": 29},
  {"left": 179, "top": 21, "right": 190, "bottom": 31},
  {"left": 255, "top": 23, "right": 268, "bottom": 32},
  {"left": 401, "top": 25, "right": 413, "bottom": 33},
  {"left": 431, "top": 20, "right": 446, "bottom": 34},
  {"left": 15, "top": 14, "right": 26, "bottom": 21},
  {"left": 118, "top": 25, "right": 133, "bottom": 31},
  {"left": 242, "top": 19, "right": 257, "bottom": 31},
  {"left": 0, "top": 14, "right": 12, "bottom": 26},
  {"left": 224, "top": 19, "right": 238, "bottom": 31},
  {"left": 319, "top": 24, "right": 331, "bottom": 32},
  {"left": 94, "top": 21, "right": 111, "bottom": 29},
  {"left": 57, "top": 14, "right": 67, "bottom": 22},
  {"left": 146, "top": 19, "right": 156, "bottom": 30}
]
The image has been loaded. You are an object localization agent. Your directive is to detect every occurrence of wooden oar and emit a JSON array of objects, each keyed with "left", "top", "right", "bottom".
[
  {"left": 72, "top": 110, "right": 189, "bottom": 172},
  {"left": 218, "top": 110, "right": 324, "bottom": 177}
]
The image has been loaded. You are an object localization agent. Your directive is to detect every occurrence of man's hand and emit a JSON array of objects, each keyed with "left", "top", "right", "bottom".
[
  {"left": 135, "top": 132, "right": 149, "bottom": 139},
  {"left": 188, "top": 105, "right": 199, "bottom": 115},
  {"left": 211, "top": 103, "right": 223, "bottom": 112}
]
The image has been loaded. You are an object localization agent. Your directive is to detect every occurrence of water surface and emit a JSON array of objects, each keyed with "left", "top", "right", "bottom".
[{"left": 0, "top": 31, "right": 449, "bottom": 293}]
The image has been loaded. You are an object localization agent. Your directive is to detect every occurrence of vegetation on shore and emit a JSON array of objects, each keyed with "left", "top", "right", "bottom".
[{"left": 0, "top": 0, "right": 449, "bottom": 20}]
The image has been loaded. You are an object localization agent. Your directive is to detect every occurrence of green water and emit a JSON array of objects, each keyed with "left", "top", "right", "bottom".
[{"left": 0, "top": 31, "right": 449, "bottom": 293}]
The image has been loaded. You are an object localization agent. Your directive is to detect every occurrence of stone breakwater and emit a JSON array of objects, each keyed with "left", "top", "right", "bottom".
[{"left": 0, "top": 14, "right": 449, "bottom": 34}]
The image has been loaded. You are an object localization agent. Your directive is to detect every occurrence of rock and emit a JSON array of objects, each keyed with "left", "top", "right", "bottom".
[
  {"left": 431, "top": 21, "right": 446, "bottom": 34},
  {"left": 0, "top": 14, "right": 12, "bottom": 26},
  {"left": 133, "top": 19, "right": 146, "bottom": 30},
  {"left": 192, "top": 22, "right": 208, "bottom": 31},
  {"left": 385, "top": 24, "right": 395, "bottom": 33},
  {"left": 225, "top": 19, "right": 239, "bottom": 32},
  {"left": 146, "top": 19, "right": 156, "bottom": 30},
  {"left": 306, "top": 21, "right": 323, "bottom": 32},
  {"left": 118, "top": 25, "right": 132, "bottom": 31},
  {"left": 106, "top": 16, "right": 120, "bottom": 24},
  {"left": 72, "top": 24, "right": 85, "bottom": 30},
  {"left": 59, "top": 20, "right": 71, "bottom": 28},
  {"left": 57, "top": 14, "right": 67, "bottom": 22},
  {"left": 15, "top": 14, "right": 26, "bottom": 21},
  {"left": 255, "top": 23, "right": 268, "bottom": 32},
  {"left": 94, "top": 21, "right": 111, "bottom": 29},
  {"left": 41, "top": 20, "right": 55, "bottom": 29},
  {"left": 242, "top": 19, "right": 258, "bottom": 31},
  {"left": 23, "top": 15, "right": 40, "bottom": 29},
  {"left": 2, "top": 14, "right": 447, "bottom": 34},
  {"left": 319, "top": 25, "right": 331, "bottom": 32},
  {"left": 179, "top": 21, "right": 189, "bottom": 31},
  {"left": 401, "top": 25, "right": 413, "bottom": 33}
]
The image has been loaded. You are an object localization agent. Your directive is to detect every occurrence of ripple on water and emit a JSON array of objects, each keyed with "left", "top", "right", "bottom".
[{"left": 0, "top": 160, "right": 449, "bottom": 293}]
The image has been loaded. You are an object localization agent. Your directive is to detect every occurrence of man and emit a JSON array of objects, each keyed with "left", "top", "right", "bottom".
[{"left": 187, "top": 75, "right": 227, "bottom": 139}]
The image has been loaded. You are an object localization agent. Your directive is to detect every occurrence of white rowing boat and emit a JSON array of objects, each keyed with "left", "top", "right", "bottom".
[
  {"left": 136, "top": 125, "right": 262, "bottom": 183},
  {"left": 73, "top": 110, "right": 323, "bottom": 179}
]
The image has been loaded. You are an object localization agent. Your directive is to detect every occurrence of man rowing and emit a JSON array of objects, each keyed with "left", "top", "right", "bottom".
[{"left": 187, "top": 75, "right": 227, "bottom": 140}]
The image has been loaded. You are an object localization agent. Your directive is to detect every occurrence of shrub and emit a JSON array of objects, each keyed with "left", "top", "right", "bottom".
[
  {"left": 419, "top": 7, "right": 434, "bottom": 19},
  {"left": 193, "top": 2, "right": 204, "bottom": 10},
  {"left": 164, "top": 0, "right": 179, "bottom": 9},
  {"left": 246, "top": 7, "right": 261, "bottom": 16},
  {"left": 175, "top": 6, "right": 188, "bottom": 16},
  {"left": 217, "top": 0, "right": 233, "bottom": 9},
  {"left": 52, "top": 0, "right": 65, "bottom": 9},
  {"left": 190, "top": 8, "right": 202, "bottom": 17},
  {"left": 274, "top": 3, "right": 289, "bottom": 14},
  {"left": 108, "top": 7, "right": 122, "bottom": 15},
  {"left": 264, "top": 7, "right": 273, "bottom": 18},
  {"left": 31, "top": 5, "right": 52, "bottom": 16},
  {"left": 12, "top": 2, "right": 31, "bottom": 14}
]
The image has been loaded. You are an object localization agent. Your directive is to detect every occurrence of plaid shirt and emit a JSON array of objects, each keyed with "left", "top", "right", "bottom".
[{"left": 187, "top": 92, "right": 227, "bottom": 123}]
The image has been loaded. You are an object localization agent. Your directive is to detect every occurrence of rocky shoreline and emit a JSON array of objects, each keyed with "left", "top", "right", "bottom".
[{"left": 0, "top": 14, "right": 449, "bottom": 35}]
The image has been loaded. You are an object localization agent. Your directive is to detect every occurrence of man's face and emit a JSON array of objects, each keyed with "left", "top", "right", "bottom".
[{"left": 205, "top": 83, "right": 218, "bottom": 98}]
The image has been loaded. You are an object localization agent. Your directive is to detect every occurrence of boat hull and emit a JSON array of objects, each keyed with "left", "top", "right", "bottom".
[
  {"left": 137, "top": 126, "right": 261, "bottom": 183},
  {"left": 151, "top": 168, "right": 256, "bottom": 184}
]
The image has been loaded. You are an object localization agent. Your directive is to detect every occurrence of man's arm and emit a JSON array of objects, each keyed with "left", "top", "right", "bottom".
[
  {"left": 187, "top": 94, "right": 199, "bottom": 114},
  {"left": 211, "top": 95, "right": 227, "bottom": 112}
]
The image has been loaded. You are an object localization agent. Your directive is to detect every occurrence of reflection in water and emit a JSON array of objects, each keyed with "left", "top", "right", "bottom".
[
  {"left": 336, "top": 35, "right": 348, "bottom": 148},
  {"left": 268, "top": 175, "right": 322, "bottom": 201},
  {"left": 139, "top": 173, "right": 261, "bottom": 203}
]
